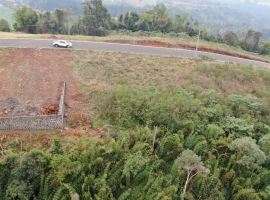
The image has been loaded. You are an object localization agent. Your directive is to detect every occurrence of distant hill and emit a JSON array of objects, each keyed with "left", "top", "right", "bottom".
[
  {"left": 109, "top": 0, "right": 270, "bottom": 39},
  {"left": 0, "top": 5, "right": 15, "bottom": 25},
  {"left": 167, "top": 0, "right": 270, "bottom": 30}
]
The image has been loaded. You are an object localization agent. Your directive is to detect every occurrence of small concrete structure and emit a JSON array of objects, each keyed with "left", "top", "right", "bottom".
[{"left": 0, "top": 82, "right": 66, "bottom": 130}]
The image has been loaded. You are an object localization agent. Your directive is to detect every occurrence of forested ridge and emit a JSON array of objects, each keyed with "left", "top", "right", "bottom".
[{"left": 1, "top": 54, "right": 270, "bottom": 199}]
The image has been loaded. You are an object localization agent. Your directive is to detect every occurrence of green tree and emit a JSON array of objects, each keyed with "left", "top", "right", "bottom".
[
  {"left": 0, "top": 19, "right": 11, "bottom": 32},
  {"left": 219, "top": 116, "right": 253, "bottom": 138},
  {"left": 123, "top": 151, "right": 150, "bottom": 186},
  {"left": 259, "top": 134, "right": 270, "bottom": 154},
  {"left": 183, "top": 16, "right": 199, "bottom": 37},
  {"left": 223, "top": 31, "right": 239, "bottom": 47},
  {"left": 139, "top": 3, "right": 172, "bottom": 32},
  {"left": 70, "top": 16, "right": 84, "bottom": 35},
  {"left": 241, "top": 29, "right": 262, "bottom": 52},
  {"left": 174, "top": 12, "right": 189, "bottom": 33},
  {"left": 116, "top": 13, "right": 124, "bottom": 30},
  {"left": 13, "top": 6, "right": 38, "bottom": 33},
  {"left": 229, "top": 137, "right": 266, "bottom": 170},
  {"left": 138, "top": 9, "right": 154, "bottom": 31},
  {"left": 82, "top": 0, "right": 111, "bottom": 36},
  {"left": 3, "top": 150, "right": 49, "bottom": 199},
  {"left": 122, "top": 11, "right": 140, "bottom": 31},
  {"left": 259, "top": 42, "right": 270, "bottom": 55},
  {"left": 53, "top": 9, "right": 70, "bottom": 34},
  {"left": 175, "top": 149, "right": 210, "bottom": 200},
  {"left": 123, "top": 12, "right": 129, "bottom": 29},
  {"left": 216, "top": 33, "right": 225, "bottom": 43},
  {"left": 36, "top": 11, "right": 53, "bottom": 34},
  {"left": 228, "top": 94, "right": 262, "bottom": 117}
]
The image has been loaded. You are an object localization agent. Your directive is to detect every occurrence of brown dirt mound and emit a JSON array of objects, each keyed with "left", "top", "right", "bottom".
[
  {"left": 41, "top": 104, "right": 59, "bottom": 115},
  {"left": 47, "top": 35, "right": 63, "bottom": 40}
]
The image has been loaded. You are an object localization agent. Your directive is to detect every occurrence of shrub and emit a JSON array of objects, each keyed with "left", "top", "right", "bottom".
[
  {"left": 0, "top": 19, "right": 10, "bottom": 32},
  {"left": 259, "top": 42, "right": 270, "bottom": 55}
]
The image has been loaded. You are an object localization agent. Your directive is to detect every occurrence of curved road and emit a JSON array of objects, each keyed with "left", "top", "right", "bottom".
[{"left": 0, "top": 38, "right": 269, "bottom": 67}]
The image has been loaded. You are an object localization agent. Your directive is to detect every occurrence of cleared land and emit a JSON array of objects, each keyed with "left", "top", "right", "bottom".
[{"left": 0, "top": 48, "right": 84, "bottom": 117}]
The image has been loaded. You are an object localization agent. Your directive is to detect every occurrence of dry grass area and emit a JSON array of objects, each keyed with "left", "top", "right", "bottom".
[
  {"left": 71, "top": 50, "right": 270, "bottom": 99},
  {"left": 72, "top": 51, "right": 197, "bottom": 95}
]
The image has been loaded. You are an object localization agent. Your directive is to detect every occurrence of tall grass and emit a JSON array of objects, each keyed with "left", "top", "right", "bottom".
[{"left": 71, "top": 51, "right": 270, "bottom": 112}]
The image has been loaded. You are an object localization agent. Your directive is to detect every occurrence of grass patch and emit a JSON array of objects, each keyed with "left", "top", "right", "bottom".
[
  {"left": 72, "top": 51, "right": 193, "bottom": 93},
  {"left": 71, "top": 51, "right": 270, "bottom": 112},
  {"left": 199, "top": 54, "right": 215, "bottom": 61}
]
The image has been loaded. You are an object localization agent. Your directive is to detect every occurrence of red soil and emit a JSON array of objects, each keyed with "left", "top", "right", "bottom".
[{"left": 0, "top": 48, "right": 84, "bottom": 108}]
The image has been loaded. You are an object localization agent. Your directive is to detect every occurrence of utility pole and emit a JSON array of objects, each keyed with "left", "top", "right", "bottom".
[
  {"left": 68, "top": 8, "right": 72, "bottom": 41},
  {"left": 195, "top": 30, "right": 201, "bottom": 59},
  {"left": 68, "top": 19, "right": 70, "bottom": 41}
]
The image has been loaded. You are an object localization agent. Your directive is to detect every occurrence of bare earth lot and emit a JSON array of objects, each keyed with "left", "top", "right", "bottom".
[
  {"left": 0, "top": 48, "right": 84, "bottom": 117},
  {"left": 0, "top": 48, "right": 95, "bottom": 148}
]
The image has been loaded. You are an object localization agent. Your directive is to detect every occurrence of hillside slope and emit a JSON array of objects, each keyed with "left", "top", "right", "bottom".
[{"left": 0, "top": 5, "right": 15, "bottom": 25}]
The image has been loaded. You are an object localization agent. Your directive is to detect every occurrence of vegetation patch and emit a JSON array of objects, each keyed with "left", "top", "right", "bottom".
[
  {"left": 199, "top": 54, "right": 214, "bottom": 61},
  {"left": 71, "top": 51, "right": 270, "bottom": 102},
  {"left": 1, "top": 49, "right": 270, "bottom": 199}
]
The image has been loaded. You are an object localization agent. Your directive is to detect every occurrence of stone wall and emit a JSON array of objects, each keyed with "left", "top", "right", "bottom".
[
  {"left": 0, "top": 82, "right": 66, "bottom": 130},
  {"left": 0, "top": 115, "right": 63, "bottom": 130}
]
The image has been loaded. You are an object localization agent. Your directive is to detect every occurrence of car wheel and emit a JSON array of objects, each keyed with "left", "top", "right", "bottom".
[{"left": 55, "top": 44, "right": 58, "bottom": 47}]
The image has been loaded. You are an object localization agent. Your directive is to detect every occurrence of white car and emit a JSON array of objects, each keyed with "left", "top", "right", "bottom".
[{"left": 53, "top": 40, "right": 72, "bottom": 48}]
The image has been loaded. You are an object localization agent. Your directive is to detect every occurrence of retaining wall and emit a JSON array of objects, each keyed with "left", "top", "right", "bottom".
[
  {"left": 0, "top": 115, "right": 63, "bottom": 130},
  {"left": 0, "top": 82, "right": 66, "bottom": 130}
]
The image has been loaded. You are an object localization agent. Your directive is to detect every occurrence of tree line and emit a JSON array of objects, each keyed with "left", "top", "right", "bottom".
[
  {"left": 1, "top": 1, "right": 201, "bottom": 37},
  {"left": 0, "top": 0, "right": 269, "bottom": 55}
]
